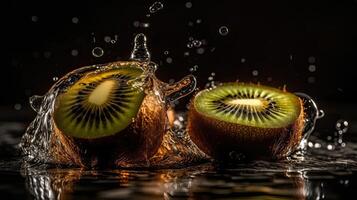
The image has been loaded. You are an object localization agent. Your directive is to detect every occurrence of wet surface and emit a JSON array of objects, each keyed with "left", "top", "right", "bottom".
[{"left": 1, "top": 104, "right": 357, "bottom": 199}]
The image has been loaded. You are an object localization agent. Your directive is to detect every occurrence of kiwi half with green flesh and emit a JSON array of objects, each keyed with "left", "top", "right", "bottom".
[
  {"left": 188, "top": 83, "right": 304, "bottom": 160},
  {"left": 51, "top": 62, "right": 167, "bottom": 167}
]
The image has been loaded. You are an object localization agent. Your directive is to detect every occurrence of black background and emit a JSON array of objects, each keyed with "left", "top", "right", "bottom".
[{"left": 3, "top": 0, "right": 357, "bottom": 109}]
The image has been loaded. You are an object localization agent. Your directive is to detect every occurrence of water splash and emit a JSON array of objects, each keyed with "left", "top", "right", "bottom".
[
  {"left": 149, "top": 2, "right": 163, "bottom": 13},
  {"left": 130, "top": 33, "right": 151, "bottom": 62},
  {"left": 294, "top": 92, "right": 324, "bottom": 151}
]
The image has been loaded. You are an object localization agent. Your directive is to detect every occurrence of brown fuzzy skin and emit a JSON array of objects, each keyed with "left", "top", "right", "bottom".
[
  {"left": 50, "top": 92, "right": 167, "bottom": 168},
  {"left": 187, "top": 98, "right": 304, "bottom": 160}
]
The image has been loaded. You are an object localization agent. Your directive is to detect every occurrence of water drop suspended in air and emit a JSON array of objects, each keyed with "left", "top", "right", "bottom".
[
  {"left": 164, "top": 51, "right": 169, "bottom": 55},
  {"left": 14, "top": 103, "right": 22, "bottom": 111},
  {"left": 92, "top": 47, "right": 104, "bottom": 57},
  {"left": 31, "top": 16, "right": 38, "bottom": 22},
  {"left": 308, "top": 56, "right": 316, "bottom": 64},
  {"left": 149, "top": 2, "right": 164, "bottom": 13},
  {"left": 196, "top": 48, "right": 205, "bottom": 54},
  {"left": 187, "top": 43, "right": 193, "bottom": 48},
  {"left": 52, "top": 77, "right": 58, "bottom": 81},
  {"left": 336, "top": 120, "right": 349, "bottom": 134},
  {"left": 72, "top": 17, "right": 79, "bottom": 24},
  {"left": 219, "top": 26, "right": 229, "bottom": 36},
  {"left": 185, "top": 2, "right": 192, "bottom": 8},
  {"left": 166, "top": 57, "right": 173, "bottom": 63},
  {"left": 104, "top": 36, "right": 111, "bottom": 43},
  {"left": 308, "top": 64, "right": 316, "bottom": 72},
  {"left": 252, "top": 70, "right": 259, "bottom": 76},
  {"left": 71, "top": 49, "right": 78, "bottom": 56},
  {"left": 193, "top": 40, "right": 201, "bottom": 47},
  {"left": 196, "top": 19, "right": 202, "bottom": 24},
  {"left": 130, "top": 33, "right": 151, "bottom": 62},
  {"left": 189, "top": 65, "right": 198, "bottom": 72}
]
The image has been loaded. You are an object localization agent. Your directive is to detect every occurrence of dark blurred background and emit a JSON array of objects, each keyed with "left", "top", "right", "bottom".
[{"left": 3, "top": 0, "right": 357, "bottom": 118}]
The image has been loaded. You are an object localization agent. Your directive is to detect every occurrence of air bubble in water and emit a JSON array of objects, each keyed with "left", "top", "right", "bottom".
[
  {"left": 52, "top": 77, "right": 58, "bottom": 81},
  {"left": 219, "top": 26, "right": 229, "bottom": 36},
  {"left": 92, "top": 47, "right": 104, "bottom": 57},
  {"left": 336, "top": 120, "right": 349, "bottom": 134},
  {"left": 308, "top": 65, "right": 316, "bottom": 72},
  {"left": 185, "top": 2, "right": 192, "bottom": 8},
  {"left": 149, "top": 1, "right": 163, "bottom": 13},
  {"left": 71, "top": 17, "right": 79, "bottom": 24}
]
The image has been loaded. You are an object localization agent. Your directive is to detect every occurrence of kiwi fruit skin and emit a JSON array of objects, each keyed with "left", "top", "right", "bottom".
[
  {"left": 187, "top": 83, "right": 305, "bottom": 160},
  {"left": 49, "top": 61, "right": 167, "bottom": 168}
]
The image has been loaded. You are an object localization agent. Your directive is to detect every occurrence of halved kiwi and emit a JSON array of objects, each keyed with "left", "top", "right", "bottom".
[
  {"left": 187, "top": 83, "right": 304, "bottom": 160},
  {"left": 51, "top": 62, "right": 167, "bottom": 167}
]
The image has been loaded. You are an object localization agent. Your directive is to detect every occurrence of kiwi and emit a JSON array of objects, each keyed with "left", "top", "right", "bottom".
[
  {"left": 51, "top": 61, "right": 167, "bottom": 167},
  {"left": 187, "top": 83, "right": 304, "bottom": 160}
]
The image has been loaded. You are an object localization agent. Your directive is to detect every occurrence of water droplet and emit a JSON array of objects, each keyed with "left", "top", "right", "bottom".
[
  {"left": 52, "top": 77, "right": 58, "bottom": 81},
  {"left": 307, "top": 76, "right": 316, "bottom": 84},
  {"left": 211, "top": 72, "right": 216, "bottom": 76},
  {"left": 193, "top": 40, "right": 201, "bottom": 47},
  {"left": 185, "top": 2, "right": 192, "bottom": 8},
  {"left": 110, "top": 40, "right": 116, "bottom": 44},
  {"left": 141, "top": 22, "right": 150, "bottom": 28},
  {"left": 133, "top": 21, "right": 140, "bottom": 27},
  {"left": 166, "top": 57, "right": 173, "bottom": 63},
  {"left": 252, "top": 70, "right": 259, "bottom": 76},
  {"left": 104, "top": 36, "right": 111, "bottom": 43},
  {"left": 241, "top": 58, "right": 246, "bottom": 63},
  {"left": 289, "top": 54, "right": 293, "bottom": 61},
  {"left": 308, "top": 64, "right": 316, "bottom": 72},
  {"left": 164, "top": 51, "right": 169, "bottom": 55},
  {"left": 219, "top": 26, "right": 229, "bottom": 36},
  {"left": 31, "top": 16, "right": 38, "bottom": 22},
  {"left": 91, "top": 32, "right": 96, "bottom": 43},
  {"left": 196, "top": 19, "right": 202, "bottom": 24},
  {"left": 184, "top": 52, "right": 190, "bottom": 56},
  {"left": 130, "top": 33, "right": 151, "bottom": 62},
  {"left": 308, "top": 56, "right": 316, "bottom": 64},
  {"left": 196, "top": 48, "right": 205, "bottom": 54},
  {"left": 43, "top": 51, "right": 51, "bottom": 59},
  {"left": 336, "top": 119, "right": 349, "bottom": 134},
  {"left": 308, "top": 142, "right": 314, "bottom": 148},
  {"left": 327, "top": 144, "right": 334, "bottom": 150},
  {"left": 14, "top": 103, "right": 22, "bottom": 111},
  {"left": 92, "top": 47, "right": 104, "bottom": 57},
  {"left": 146, "top": 14, "right": 151, "bottom": 17},
  {"left": 314, "top": 143, "right": 321, "bottom": 148},
  {"left": 71, "top": 49, "right": 78, "bottom": 56},
  {"left": 149, "top": 1, "right": 163, "bottom": 13},
  {"left": 189, "top": 37, "right": 194, "bottom": 41},
  {"left": 188, "top": 21, "right": 194, "bottom": 26},
  {"left": 189, "top": 65, "right": 198, "bottom": 72},
  {"left": 187, "top": 43, "right": 193, "bottom": 48},
  {"left": 72, "top": 17, "right": 79, "bottom": 24}
]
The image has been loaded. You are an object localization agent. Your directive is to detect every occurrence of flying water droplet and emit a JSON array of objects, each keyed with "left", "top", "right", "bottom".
[
  {"left": 196, "top": 48, "right": 205, "bottom": 54},
  {"left": 193, "top": 40, "right": 201, "bottom": 47},
  {"left": 187, "top": 43, "right": 193, "bottom": 48},
  {"left": 196, "top": 19, "right": 202, "bottom": 24},
  {"left": 71, "top": 17, "right": 79, "bottom": 24},
  {"left": 308, "top": 65, "right": 316, "bottom": 72},
  {"left": 52, "top": 77, "right": 58, "bottom": 81},
  {"left": 219, "top": 26, "right": 229, "bottom": 36},
  {"left": 149, "top": 1, "right": 163, "bottom": 13},
  {"left": 164, "top": 51, "right": 169, "bottom": 55},
  {"left": 71, "top": 49, "right": 78, "bottom": 56},
  {"left": 336, "top": 120, "right": 349, "bottom": 134},
  {"left": 185, "top": 2, "right": 192, "bottom": 8},
  {"left": 130, "top": 33, "right": 151, "bottom": 62},
  {"left": 92, "top": 47, "right": 104, "bottom": 57},
  {"left": 308, "top": 56, "right": 316, "bottom": 64},
  {"left": 252, "top": 70, "right": 259, "bottom": 76},
  {"left": 104, "top": 36, "right": 111, "bottom": 43},
  {"left": 31, "top": 16, "right": 38, "bottom": 22},
  {"left": 166, "top": 57, "right": 173, "bottom": 63},
  {"left": 189, "top": 65, "right": 198, "bottom": 72},
  {"left": 14, "top": 103, "right": 22, "bottom": 111}
]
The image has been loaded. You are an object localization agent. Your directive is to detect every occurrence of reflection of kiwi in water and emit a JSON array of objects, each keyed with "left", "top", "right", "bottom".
[
  {"left": 188, "top": 83, "right": 304, "bottom": 160},
  {"left": 51, "top": 63, "right": 167, "bottom": 167}
]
